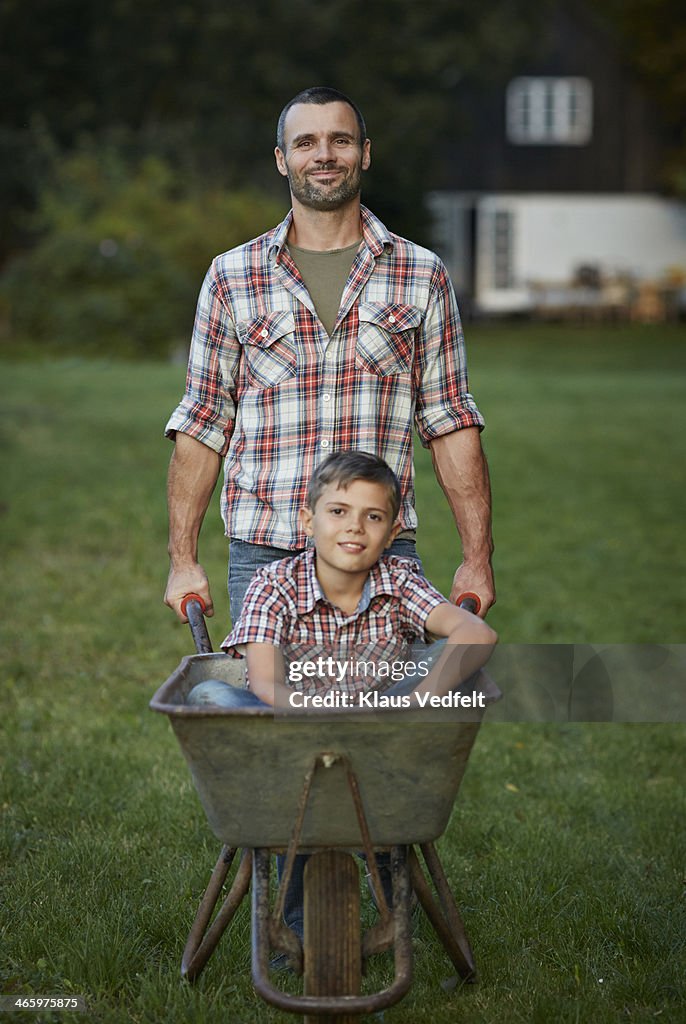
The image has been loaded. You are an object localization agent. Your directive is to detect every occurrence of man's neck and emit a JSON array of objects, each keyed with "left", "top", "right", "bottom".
[{"left": 288, "top": 198, "right": 363, "bottom": 252}]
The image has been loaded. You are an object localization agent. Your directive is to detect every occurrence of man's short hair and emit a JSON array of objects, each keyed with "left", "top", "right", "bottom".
[
  {"left": 306, "top": 450, "right": 401, "bottom": 521},
  {"left": 276, "top": 87, "right": 367, "bottom": 151}
]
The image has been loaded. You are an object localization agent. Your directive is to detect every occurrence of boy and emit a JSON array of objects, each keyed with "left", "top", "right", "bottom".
[
  {"left": 188, "top": 450, "right": 497, "bottom": 711},
  {"left": 187, "top": 450, "right": 497, "bottom": 948}
]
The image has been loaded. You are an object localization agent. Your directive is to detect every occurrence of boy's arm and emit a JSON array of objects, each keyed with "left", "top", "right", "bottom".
[
  {"left": 413, "top": 601, "right": 497, "bottom": 699},
  {"left": 425, "top": 601, "right": 496, "bottom": 642},
  {"left": 245, "top": 643, "right": 294, "bottom": 708}
]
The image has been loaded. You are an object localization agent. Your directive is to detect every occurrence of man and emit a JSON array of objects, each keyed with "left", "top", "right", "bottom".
[{"left": 164, "top": 86, "right": 495, "bottom": 626}]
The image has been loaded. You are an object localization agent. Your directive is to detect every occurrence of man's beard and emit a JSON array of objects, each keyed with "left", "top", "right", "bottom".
[{"left": 286, "top": 161, "right": 362, "bottom": 211}]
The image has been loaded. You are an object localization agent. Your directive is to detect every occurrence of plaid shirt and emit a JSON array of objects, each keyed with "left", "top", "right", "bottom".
[
  {"left": 166, "top": 205, "right": 484, "bottom": 549},
  {"left": 221, "top": 549, "right": 447, "bottom": 695}
]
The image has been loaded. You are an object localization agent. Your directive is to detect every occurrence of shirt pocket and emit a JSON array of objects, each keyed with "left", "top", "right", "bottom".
[
  {"left": 237, "top": 310, "right": 297, "bottom": 389},
  {"left": 355, "top": 302, "right": 422, "bottom": 377}
]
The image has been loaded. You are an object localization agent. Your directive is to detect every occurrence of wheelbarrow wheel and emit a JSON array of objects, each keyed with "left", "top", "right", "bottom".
[{"left": 303, "top": 850, "right": 361, "bottom": 1024}]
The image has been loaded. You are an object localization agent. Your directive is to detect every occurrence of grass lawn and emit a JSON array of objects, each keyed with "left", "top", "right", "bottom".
[{"left": 1, "top": 324, "right": 685, "bottom": 1023}]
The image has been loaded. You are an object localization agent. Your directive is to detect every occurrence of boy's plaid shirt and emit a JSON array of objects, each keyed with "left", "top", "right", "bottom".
[
  {"left": 221, "top": 549, "right": 447, "bottom": 696},
  {"left": 166, "top": 206, "right": 484, "bottom": 549}
]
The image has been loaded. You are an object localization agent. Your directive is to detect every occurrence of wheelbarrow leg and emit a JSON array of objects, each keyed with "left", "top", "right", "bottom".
[
  {"left": 408, "top": 842, "right": 476, "bottom": 981},
  {"left": 182, "top": 845, "right": 252, "bottom": 981}
]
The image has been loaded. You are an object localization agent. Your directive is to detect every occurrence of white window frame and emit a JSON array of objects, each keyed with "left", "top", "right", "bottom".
[
  {"left": 493, "top": 209, "right": 514, "bottom": 290},
  {"left": 506, "top": 76, "right": 593, "bottom": 145}
]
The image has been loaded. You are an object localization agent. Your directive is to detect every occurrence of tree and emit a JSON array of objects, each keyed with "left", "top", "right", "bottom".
[
  {"left": 0, "top": 147, "right": 284, "bottom": 356},
  {"left": 593, "top": 0, "right": 686, "bottom": 193},
  {"left": 0, "top": 0, "right": 554, "bottom": 257}
]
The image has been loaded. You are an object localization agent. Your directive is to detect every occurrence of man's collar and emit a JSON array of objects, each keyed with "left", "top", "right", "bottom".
[
  {"left": 268, "top": 205, "right": 393, "bottom": 262},
  {"left": 360, "top": 206, "right": 394, "bottom": 257},
  {"left": 269, "top": 209, "right": 294, "bottom": 260}
]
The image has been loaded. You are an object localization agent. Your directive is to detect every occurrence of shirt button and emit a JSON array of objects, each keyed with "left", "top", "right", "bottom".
[
  {"left": 321, "top": 439, "right": 330, "bottom": 449},
  {"left": 322, "top": 393, "right": 331, "bottom": 402},
  {"left": 260, "top": 328, "right": 269, "bottom": 338},
  {"left": 388, "top": 314, "right": 396, "bottom": 324}
]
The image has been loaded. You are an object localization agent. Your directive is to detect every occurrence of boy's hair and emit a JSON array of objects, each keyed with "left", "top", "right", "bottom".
[{"left": 306, "top": 451, "right": 401, "bottom": 520}]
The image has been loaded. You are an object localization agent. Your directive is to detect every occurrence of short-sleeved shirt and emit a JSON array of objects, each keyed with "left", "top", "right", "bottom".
[
  {"left": 165, "top": 206, "right": 484, "bottom": 550},
  {"left": 221, "top": 549, "right": 447, "bottom": 696}
]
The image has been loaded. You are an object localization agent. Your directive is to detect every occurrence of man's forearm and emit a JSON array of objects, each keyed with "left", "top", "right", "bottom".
[
  {"left": 433, "top": 427, "right": 494, "bottom": 560},
  {"left": 430, "top": 428, "right": 495, "bottom": 610},
  {"left": 167, "top": 432, "right": 222, "bottom": 567}
]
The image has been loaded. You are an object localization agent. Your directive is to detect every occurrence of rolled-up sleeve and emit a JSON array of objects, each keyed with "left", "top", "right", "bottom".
[
  {"left": 413, "top": 262, "right": 484, "bottom": 447},
  {"left": 165, "top": 263, "right": 241, "bottom": 455}
]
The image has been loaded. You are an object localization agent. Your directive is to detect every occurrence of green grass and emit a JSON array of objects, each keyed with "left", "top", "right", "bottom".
[
  {"left": 1, "top": 325, "right": 685, "bottom": 1023},
  {"left": 416, "top": 322, "right": 686, "bottom": 642}
]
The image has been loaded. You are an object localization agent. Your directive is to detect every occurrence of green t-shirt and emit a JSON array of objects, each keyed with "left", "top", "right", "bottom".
[{"left": 287, "top": 239, "right": 361, "bottom": 337}]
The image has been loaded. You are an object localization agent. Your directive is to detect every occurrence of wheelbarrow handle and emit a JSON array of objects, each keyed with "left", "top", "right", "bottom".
[
  {"left": 457, "top": 592, "right": 481, "bottom": 616},
  {"left": 181, "top": 593, "right": 214, "bottom": 655},
  {"left": 180, "top": 589, "right": 478, "bottom": 655}
]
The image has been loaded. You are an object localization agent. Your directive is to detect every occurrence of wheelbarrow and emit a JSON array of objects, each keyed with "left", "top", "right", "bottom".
[{"left": 150, "top": 595, "right": 498, "bottom": 1022}]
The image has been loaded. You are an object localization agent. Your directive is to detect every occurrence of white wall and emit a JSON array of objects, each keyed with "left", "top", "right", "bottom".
[
  {"left": 430, "top": 191, "right": 686, "bottom": 313},
  {"left": 494, "top": 194, "right": 686, "bottom": 283}
]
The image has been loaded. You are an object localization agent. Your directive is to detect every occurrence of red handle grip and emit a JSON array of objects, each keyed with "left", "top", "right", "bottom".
[
  {"left": 456, "top": 591, "right": 482, "bottom": 615},
  {"left": 180, "top": 592, "right": 207, "bottom": 618}
]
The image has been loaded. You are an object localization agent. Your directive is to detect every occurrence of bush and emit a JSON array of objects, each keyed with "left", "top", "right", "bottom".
[{"left": 1, "top": 148, "right": 285, "bottom": 357}]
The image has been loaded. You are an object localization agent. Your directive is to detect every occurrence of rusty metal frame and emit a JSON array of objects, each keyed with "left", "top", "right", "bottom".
[
  {"left": 179, "top": 752, "right": 477, "bottom": 1014},
  {"left": 264, "top": 752, "right": 399, "bottom": 965},
  {"left": 181, "top": 846, "right": 252, "bottom": 981},
  {"left": 252, "top": 846, "right": 413, "bottom": 1016},
  {"left": 409, "top": 842, "right": 476, "bottom": 980}
]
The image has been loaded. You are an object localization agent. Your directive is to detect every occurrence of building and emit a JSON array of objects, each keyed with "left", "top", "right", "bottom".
[{"left": 429, "top": 3, "right": 686, "bottom": 319}]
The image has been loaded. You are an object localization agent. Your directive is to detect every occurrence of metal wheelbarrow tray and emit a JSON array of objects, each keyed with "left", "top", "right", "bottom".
[{"left": 151, "top": 635, "right": 493, "bottom": 1022}]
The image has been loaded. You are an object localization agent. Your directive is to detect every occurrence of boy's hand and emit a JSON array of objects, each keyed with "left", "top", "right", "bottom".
[{"left": 165, "top": 563, "right": 214, "bottom": 622}]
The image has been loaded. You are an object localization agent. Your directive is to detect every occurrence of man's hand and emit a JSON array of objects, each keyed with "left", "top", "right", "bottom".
[
  {"left": 165, "top": 563, "right": 214, "bottom": 622},
  {"left": 450, "top": 561, "right": 496, "bottom": 617}
]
